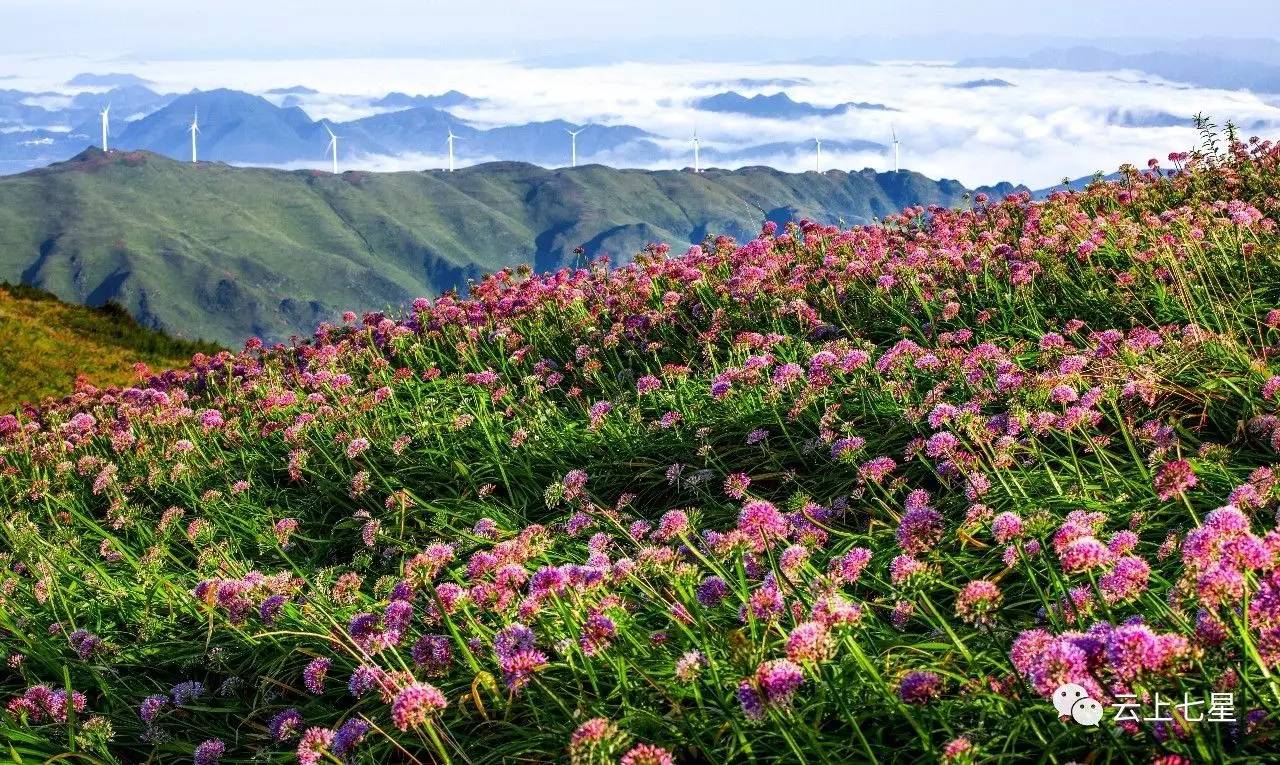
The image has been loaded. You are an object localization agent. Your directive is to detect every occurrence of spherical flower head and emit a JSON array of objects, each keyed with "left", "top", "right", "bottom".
[
  {"left": 620, "top": 743, "right": 675, "bottom": 765},
  {"left": 268, "top": 708, "right": 304, "bottom": 742},
  {"left": 580, "top": 612, "right": 618, "bottom": 656},
  {"left": 345, "top": 437, "right": 370, "bottom": 459},
  {"left": 500, "top": 648, "right": 548, "bottom": 692},
  {"left": 332, "top": 718, "right": 370, "bottom": 758},
  {"left": 896, "top": 507, "right": 944, "bottom": 555},
  {"left": 303, "top": 657, "right": 330, "bottom": 694},
  {"left": 890, "top": 554, "right": 931, "bottom": 586},
  {"left": 858, "top": 455, "right": 897, "bottom": 483},
  {"left": 991, "top": 512, "right": 1024, "bottom": 544},
  {"left": 636, "top": 375, "right": 661, "bottom": 394},
  {"left": 259, "top": 593, "right": 287, "bottom": 624},
  {"left": 1196, "top": 563, "right": 1246, "bottom": 607},
  {"left": 1026, "top": 638, "right": 1091, "bottom": 697},
  {"left": 724, "top": 472, "right": 751, "bottom": 499},
  {"left": 193, "top": 739, "right": 225, "bottom": 765},
  {"left": 675, "top": 650, "right": 707, "bottom": 683},
  {"left": 812, "top": 595, "right": 864, "bottom": 628},
  {"left": 1100, "top": 555, "right": 1151, "bottom": 603},
  {"left": 736, "top": 679, "right": 765, "bottom": 721},
  {"left": 654, "top": 509, "right": 689, "bottom": 541},
  {"left": 755, "top": 658, "right": 804, "bottom": 705},
  {"left": 737, "top": 500, "right": 788, "bottom": 549},
  {"left": 955, "top": 579, "right": 1003, "bottom": 626},
  {"left": 296, "top": 727, "right": 335, "bottom": 765},
  {"left": 786, "top": 621, "right": 835, "bottom": 664},
  {"left": 696, "top": 575, "right": 729, "bottom": 608},
  {"left": 391, "top": 682, "right": 448, "bottom": 731},
  {"left": 778, "top": 544, "right": 809, "bottom": 574},
  {"left": 569, "top": 717, "right": 625, "bottom": 764},
  {"left": 171, "top": 681, "right": 205, "bottom": 706},
  {"left": 897, "top": 670, "right": 942, "bottom": 705},
  {"left": 941, "top": 736, "right": 976, "bottom": 764},
  {"left": 1058, "top": 536, "right": 1112, "bottom": 574},
  {"left": 830, "top": 436, "right": 866, "bottom": 460},
  {"left": 1154, "top": 459, "right": 1197, "bottom": 501},
  {"left": 412, "top": 634, "right": 453, "bottom": 675},
  {"left": 139, "top": 694, "right": 168, "bottom": 723},
  {"left": 830, "top": 546, "right": 873, "bottom": 584}
]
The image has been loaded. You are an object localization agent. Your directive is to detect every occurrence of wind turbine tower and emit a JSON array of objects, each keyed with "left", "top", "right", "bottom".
[
  {"left": 814, "top": 138, "right": 822, "bottom": 173},
  {"left": 100, "top": 104, "right": 110, "bottom": 152},
  {"left": 446, "top": 129, "right": 461, "bottom": 172},
  {"left": 891, "top": 125, "right": 900, "bottom": 173},
  {"left": 324, "top": 125, "right": 339, "bottom": 174},
  {"left": 566, "top": 127, "right": 583, "bottom": 167},
  {"left": 692, "top": 128, "right": 701, "bottom": 173},
  {"left": 189, "top": 109, "right": 200, "bottom": 163}
]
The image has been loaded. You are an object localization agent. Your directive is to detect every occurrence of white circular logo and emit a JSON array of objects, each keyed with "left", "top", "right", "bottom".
[{"left": 1053, "top": 683, "right": 1102, "bottom": 726}]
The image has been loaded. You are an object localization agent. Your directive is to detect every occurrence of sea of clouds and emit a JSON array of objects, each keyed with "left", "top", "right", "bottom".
[{"left": 3, "top": 54, "right": 1279, "bottom": 187}]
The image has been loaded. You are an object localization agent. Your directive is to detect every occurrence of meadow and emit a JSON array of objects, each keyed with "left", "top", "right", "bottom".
[
  {"left": 0, "top": 283, "right": 221, "bottom": 413},
  {"left": 3, "top": 126, "right": 1280, "bottom": 763}
]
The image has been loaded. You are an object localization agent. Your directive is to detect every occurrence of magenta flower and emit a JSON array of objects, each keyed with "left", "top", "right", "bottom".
[
  {"left": 391, "top": 682, "right": 448, "bottom": 730},
  {"left": 897, "top": 671, "right": 942, "bottom": 705},
  {"left": 1154, "top": 459, "right": 1197, "bottom": 501}
]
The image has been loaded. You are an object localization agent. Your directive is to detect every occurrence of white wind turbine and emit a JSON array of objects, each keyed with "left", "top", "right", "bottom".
[
  {"left": 100, "top": 104, "right": 111, "bottom": 151},
  {"left": 188, "top": 108, "right": 200, "bottom": 163},
  {"left": 891, "top": 124, "right": 900, "bottom": 173},
  {"left": 446, "top": 129, "right": 460, "bottom": 172},
  {"left": 324, "top": 125, "right": 339, "bottom": 174},
  {"left": 566, "top": 127, "right": 583, "bottom": 168},
  {"left": 814, "top": 137, "right": 823, "bottom": 173},
  {"left": 691, "top": 127, "right": 701, "bottom": 173}
]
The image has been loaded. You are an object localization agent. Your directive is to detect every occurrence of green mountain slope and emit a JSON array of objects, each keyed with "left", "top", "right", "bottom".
[
  {"left": 0, "top": 149, "right": 1011, "bottom": 344},
  {"left": 0, "top": 283, "right": 221, "bottom": 411}
]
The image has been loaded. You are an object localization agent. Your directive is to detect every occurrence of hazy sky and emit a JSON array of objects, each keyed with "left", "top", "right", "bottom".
[{"left": 2, "top": 0, "right": 1272, "bottom": 58}]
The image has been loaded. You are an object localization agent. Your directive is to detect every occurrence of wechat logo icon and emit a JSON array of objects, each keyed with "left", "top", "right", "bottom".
[{"left": 1053, "top": 683, "right": 1103, "bottom": 726}]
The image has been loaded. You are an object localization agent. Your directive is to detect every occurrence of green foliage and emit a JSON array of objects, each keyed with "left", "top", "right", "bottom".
[
  {"left": 0, "top": 282, "right": 220, "bottom": 410},
  {"left": 0, "top": 149, "right": 987, "bottom": 345}
]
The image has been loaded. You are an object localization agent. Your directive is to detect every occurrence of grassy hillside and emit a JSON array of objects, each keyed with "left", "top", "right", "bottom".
[
  {"left": 3, "top": 134, "right": 1280, "bottom": 763},
  {"left": 0, "top": 149, "right": 1006, "bottom": 345},
  {"left": 0, "top": 283, "right": 220, "bottom": 411}
]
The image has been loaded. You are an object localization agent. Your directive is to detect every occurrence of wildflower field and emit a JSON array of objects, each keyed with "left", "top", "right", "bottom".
[{"left": 6, "top": 132, "right": 1280, "bottom": 763}]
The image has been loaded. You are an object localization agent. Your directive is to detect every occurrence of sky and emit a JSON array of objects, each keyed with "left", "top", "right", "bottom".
[{"left": 0, "top": 0, "right": 1272, "bottom": 59}]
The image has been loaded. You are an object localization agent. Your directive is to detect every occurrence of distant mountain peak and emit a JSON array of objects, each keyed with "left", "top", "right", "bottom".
[
  {"left": 694, "top": 90, "right": 892, "bottom": 118},
  {"left": 67, "top": 72, "right": 152, "bottom": 88}
]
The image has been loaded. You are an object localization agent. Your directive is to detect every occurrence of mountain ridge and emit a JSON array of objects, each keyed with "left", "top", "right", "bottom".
[{"left": 0, "top": 148, "right": 1021, "bottom": 344}]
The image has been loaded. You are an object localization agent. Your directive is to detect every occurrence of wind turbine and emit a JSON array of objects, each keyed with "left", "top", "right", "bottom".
[
  {"left": 691, "top": 128, "right": 701, "bottom": 173},
  {"left": 814, "top": 138, "right": 823, "bottom": 173},
  {"left": 446, "top": 129, "right": 460, "bottom": 172},
  {"left": 100, "top": 104, "right": 110, "bottom": 152},
  {"left": 188, "top": 108, "right": 200, "bottom": 163},
  {"left": 566, "top": 127, "right": 583, "bottom": 168},
  {"left": 324, "top": 125, "right": 338, "bottom": 174},
  {"left": 891, "top": 124, "right": 900, "bottom": 173}
]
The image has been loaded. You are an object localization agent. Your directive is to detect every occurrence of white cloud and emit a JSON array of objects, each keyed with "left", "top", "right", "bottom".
[{"left": 1, "top": 53, "right": 1278, "bottom": 186}]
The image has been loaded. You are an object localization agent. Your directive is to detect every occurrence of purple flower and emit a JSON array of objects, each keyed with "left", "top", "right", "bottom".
[
  {"left": 696, "top": 576, "right": 729, "bottom": 608},
  {"left": 897, "top": 671, "right": 942, "bottom": 705},
  {"left": 268, "top": 708, "right": 303, "bottom": 742},
  {"left": 194, "top": 739, "right": 225, "bottom": 765},
  {"left": 896, "top": 507, "right": 944, "bottom": 555},
  {"left": 303, "top": 657, "right": 330, "bottom": 694},
  {"left": 171, "top": 681, "right": 205, "bottom": 706},
  {"left": 332, "top": 718, "right": 370, "bottom": 757}
]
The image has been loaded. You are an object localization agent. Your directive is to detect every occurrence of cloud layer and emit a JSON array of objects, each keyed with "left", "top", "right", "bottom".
[{"left": 2, "top": 54, "right": 1278, "bottom": 187}]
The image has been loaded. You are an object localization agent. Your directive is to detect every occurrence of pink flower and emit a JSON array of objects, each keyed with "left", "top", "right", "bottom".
[
  {"left": 955, "top": 580, "right": 1002, "bottom": 625},
  {"left": 390, "top": 682, "right": 447, "bottom": 730},
  {"left": 1154, "top": 459, "right": 1197, "bottom": 501},
  {"left": 620, "top": 743, "right": 675, "bottom": 765}
]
